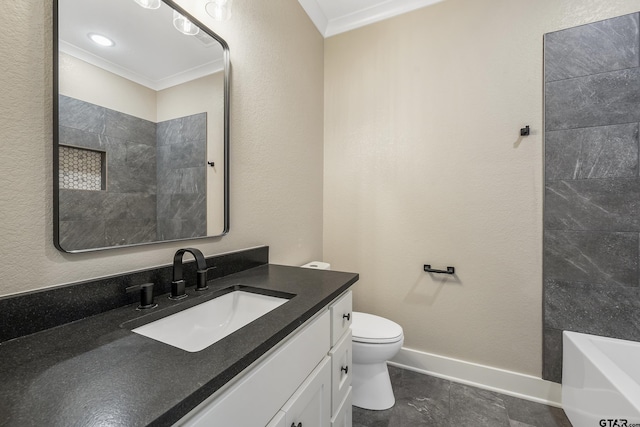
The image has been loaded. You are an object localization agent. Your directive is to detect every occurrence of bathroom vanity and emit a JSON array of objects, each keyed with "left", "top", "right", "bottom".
[
  {"left": 37, "top": 0, "right": 358, "bottom": 423},
  {"left": 179, "top": 290, "right": 353, "bottom": 426},
  {"left": 0, "top": 255, "right": 358, "bottom": 426}
]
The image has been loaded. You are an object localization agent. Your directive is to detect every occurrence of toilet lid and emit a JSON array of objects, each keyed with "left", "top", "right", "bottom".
[{"left": 351, "top": 312, "right": 403, "bottom": 344}]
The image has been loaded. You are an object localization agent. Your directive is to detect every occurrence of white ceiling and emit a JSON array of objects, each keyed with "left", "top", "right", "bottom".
[
  {"left": 58, "top": 0, "right": 443, "bottom": 89},
  {"left": 297, "top": 0, "right": 445, "bottom": 38},
  {"left": 59, "top": 0, "right": 224, "bottom": 91}
]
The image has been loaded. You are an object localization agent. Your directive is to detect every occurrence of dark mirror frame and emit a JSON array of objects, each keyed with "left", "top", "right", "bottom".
[{"left": 52, "top": 0, "right": 230, "bottom": 253}]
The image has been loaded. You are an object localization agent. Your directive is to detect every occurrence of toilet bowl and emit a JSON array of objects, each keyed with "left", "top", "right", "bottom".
[
  {"left": 351, "top": 312, "right": 404, "bottom": 410},
  {"left": 299, "top": 262, "right": 404, "bottom": 410}
]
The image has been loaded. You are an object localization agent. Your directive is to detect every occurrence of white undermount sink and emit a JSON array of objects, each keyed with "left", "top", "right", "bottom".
[{"left": 132, "top": 290, "right": 289, "bottom": 352}]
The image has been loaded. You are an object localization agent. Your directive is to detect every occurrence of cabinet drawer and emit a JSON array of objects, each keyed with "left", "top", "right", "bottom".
[
  {"left": 330, "top": 291, "right": 352, "bottom": 347},
  {"left": 330, "top": 330, "right": 352, "bottom": 415},
  {"left": 330, "top": 387, "right": 352, "bottom": 427},
  {"left": 282, "top": 356, "right": 332, "bottom": 427}
]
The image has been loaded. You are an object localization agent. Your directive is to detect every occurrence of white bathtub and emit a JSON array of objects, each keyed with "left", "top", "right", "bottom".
[{"left": 563, "top": 331, "right": 640, "bottom": 426}]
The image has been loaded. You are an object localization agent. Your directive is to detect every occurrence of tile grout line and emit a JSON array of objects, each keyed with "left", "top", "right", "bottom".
[
  {"left": 545, "top": 63, "right": 640, "bottom": 85},
  {"left": 546, "top": 119, "right": 640, "bottom": 133},
  {"left": 545, "top": 176, "right": 640, "bottom": 183}
]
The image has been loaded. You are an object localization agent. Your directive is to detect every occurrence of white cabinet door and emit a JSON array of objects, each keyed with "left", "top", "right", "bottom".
[
  {"left": 329, "top": 330, "right": 352, "bottom": 415},
  {"left": 330, "top": 291, "right": 352, "bottom": 347},
  {"left": 282, "top": 356, "right": 331, "bottom": 427},
  {"left": 330, "top": 388, "right": 352, "bottom": 427}
]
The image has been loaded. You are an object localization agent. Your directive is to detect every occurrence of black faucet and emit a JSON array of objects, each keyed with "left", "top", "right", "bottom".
[{"left": 170, "top": 248, "right": 211, "bottom": 300}]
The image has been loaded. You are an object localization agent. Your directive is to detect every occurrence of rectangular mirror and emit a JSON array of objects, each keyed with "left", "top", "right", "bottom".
[{"left": 53, "top": 0, "right": 229, "bottom": 253}]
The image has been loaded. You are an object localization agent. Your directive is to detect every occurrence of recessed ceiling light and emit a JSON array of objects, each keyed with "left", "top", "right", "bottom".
[
  {"left": 173, "top": 10, "right": 199, "bottom": 36},
  {"left": 133, "top": 0, "right": 161, "bottom": 9},
  {"left": 88, "top": 33, "right": 115, "bottom": 47},
  {"left": 205, "top": 0, "right": 232, "bottom": 22}
]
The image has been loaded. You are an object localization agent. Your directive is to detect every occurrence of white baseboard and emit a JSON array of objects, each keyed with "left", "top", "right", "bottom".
[{"left": 389, "top": 347, "right": 562, "bottom": 407}]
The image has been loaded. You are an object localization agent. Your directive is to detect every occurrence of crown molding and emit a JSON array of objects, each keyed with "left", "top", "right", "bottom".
[
  {"left": 59, "top": 40, "right": 223, "bottom": 91},
  {"left": 298, "top": 0, "right": 329, "bottom": 36},
  {"left": 299, "top": 0, "right": 444, "bottom": 38}
]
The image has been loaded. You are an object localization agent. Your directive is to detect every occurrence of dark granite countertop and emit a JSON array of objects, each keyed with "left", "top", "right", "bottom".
[{"left": 0, "top": 264, "right": 358, "bottom": 427}]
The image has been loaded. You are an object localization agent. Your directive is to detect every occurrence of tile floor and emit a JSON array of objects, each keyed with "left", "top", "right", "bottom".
[{"left": 353, "top": 366, "right": 573, "bottom": 427}]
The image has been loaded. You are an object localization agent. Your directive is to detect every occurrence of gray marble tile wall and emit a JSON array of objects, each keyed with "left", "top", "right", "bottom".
[
  {"left": 156, "top": 113, "right": 207, "bottom": 240},
  {"left": 543, "top": 13, "right": 640, "bottom": 383},
  {"left": 58, "top": 95, "right": 157, "bottom": 250}
]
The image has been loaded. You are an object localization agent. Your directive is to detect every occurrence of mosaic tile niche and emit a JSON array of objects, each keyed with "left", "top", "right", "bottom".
[{"left": 59, "top": 145, "right": 105, "bottom": 191}]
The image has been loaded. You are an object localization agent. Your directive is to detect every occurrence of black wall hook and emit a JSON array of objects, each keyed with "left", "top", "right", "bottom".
[{"left": 520, "top": 125, "right": 530, "bottom": 136}]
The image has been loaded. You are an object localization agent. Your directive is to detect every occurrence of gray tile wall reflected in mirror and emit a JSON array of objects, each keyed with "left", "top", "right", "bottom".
[
  {"left": 157, "top": 113, "right": 207, "bottom": 240},
  {"left": 543, "top": 12, "right": 640, "bottom": 383},
  {"left": 58, "top": 96, "right": 206, "bottom": 250}
]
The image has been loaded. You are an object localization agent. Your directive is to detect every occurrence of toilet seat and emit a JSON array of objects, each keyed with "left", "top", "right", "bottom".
[{"left": 351, "top": 312, "right": 403, "bottom": 344}]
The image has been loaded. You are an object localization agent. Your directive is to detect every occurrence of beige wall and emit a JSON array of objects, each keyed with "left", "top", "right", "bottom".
[
  {"left": 58, "top": 52, "right": 157, "bottom": 121},
  {"left": 323, "top": 0, "right": 640, "bottom": 377},
  {"left": 0, "top": 0, "right": 324, "bottom": 297}
]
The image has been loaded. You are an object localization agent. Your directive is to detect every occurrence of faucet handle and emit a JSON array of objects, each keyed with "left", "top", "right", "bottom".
[
  {"left": 125, "top": 282, "right": 157, "bottom": 310},
  {"left": 170, "top": 279, "right": 187, "bottom": 300},
  {"left": 196, "top": 266, "right": 216, "bottom": 292}
]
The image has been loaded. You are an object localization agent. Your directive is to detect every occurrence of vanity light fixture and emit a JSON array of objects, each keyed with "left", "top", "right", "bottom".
[
  {"left": 173, "top": 10, "right": 200, "bottom": 35},
  {"left": 205, "top": 0, "right": 233, "bottom": 22},
  {"left": 88, "top": 33, "right": 115, "bottom": 47},
  {"left": 133, "top": 0, "right": 161, "bottom": 9}
]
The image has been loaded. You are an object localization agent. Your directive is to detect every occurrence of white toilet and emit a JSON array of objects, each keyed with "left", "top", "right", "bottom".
[
  {"left": 351, "top": 312, "right": 404, "bottom": 410},
  {"left": 300, "top": 261, "right": 404, "bottom": 410}
]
